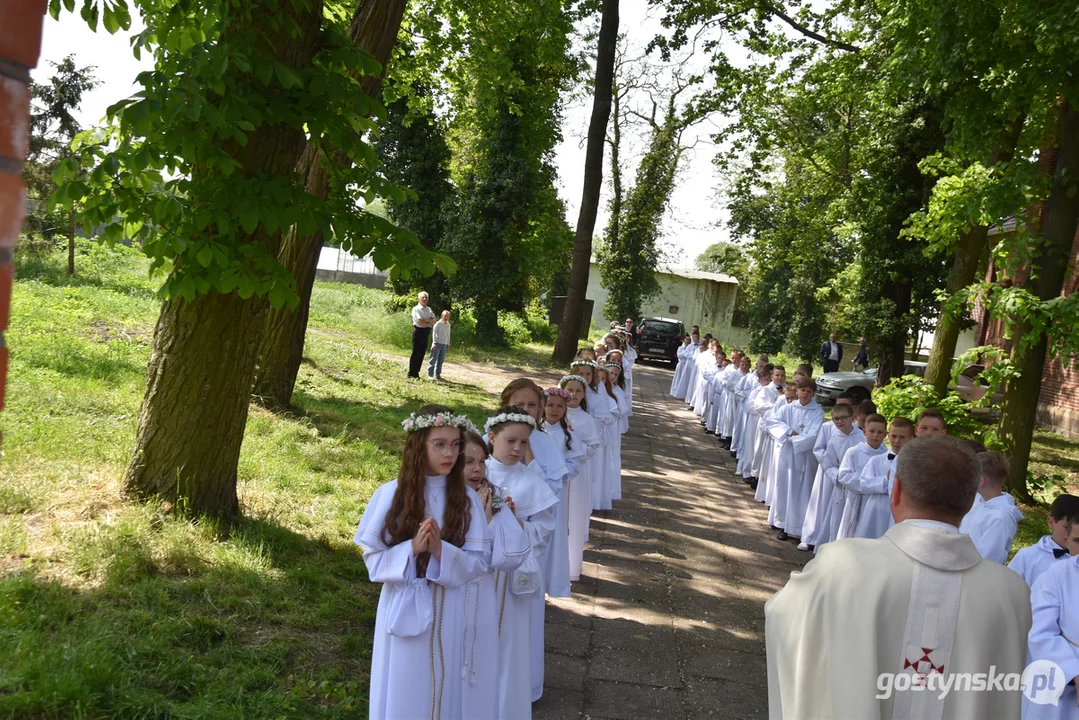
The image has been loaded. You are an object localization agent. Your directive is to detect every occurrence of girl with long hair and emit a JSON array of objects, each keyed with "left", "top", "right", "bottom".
[
  {"left": 591, "top": 363, "right": 620, "bottom": 511},
  {"left": 483, "top": 407, "right": 557, "bottom": 718},
  {"left": 355, "top": 405, "right": 490, "bottom": 720},
  {"left": 558, "top": 375, "right": 601, "bottom": 579},
  {"left": 570, "top": 358, "right": 612, "bottom": 511},
  {"left": 458, "top": 432, "right": 530, "bottom": 719}
]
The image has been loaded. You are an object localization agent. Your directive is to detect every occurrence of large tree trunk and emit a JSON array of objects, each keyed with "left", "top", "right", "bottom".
[
  {"left": 999, "top": 102, "right": 1079, "bottom": 502},
  {"left": 124, "top": 1, "right": 325, "bottom": 520},
  {"left": 924, "top": 115, "right": 1026, "bottom": 396},
  {"left": 252, "top": 0, "right": 406, "bottom": 409},
  {"left": 552, "top": 0, "right": 618, "bottom": 363}
]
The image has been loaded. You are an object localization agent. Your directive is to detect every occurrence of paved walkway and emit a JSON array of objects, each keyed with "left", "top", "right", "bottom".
[{"left": 534, "top": 364, "right": 808, "bottom": 719}]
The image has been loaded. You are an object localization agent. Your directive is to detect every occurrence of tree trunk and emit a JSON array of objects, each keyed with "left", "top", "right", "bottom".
[
  {"left": 124, "top": 1, "right": 325, "bottom": 521},
  {"left": 552, "top": 0, "right": 618, "bottom": 363},
  {"left": 252, "top": 0, "right": 406, "bottom": 409},
  {"left": 66, "top": 210, "right": 75, "bottom": 276},
  {"left": 999, "top": 101, "right": 1079, "bottom": 502},
  {"left": 924, "top": 114, "right": 1026, "bottom": 396}
]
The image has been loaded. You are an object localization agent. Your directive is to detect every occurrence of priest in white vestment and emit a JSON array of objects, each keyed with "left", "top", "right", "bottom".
[{"left": 767, "top": 435, "right": 1032, "bottom": 720}]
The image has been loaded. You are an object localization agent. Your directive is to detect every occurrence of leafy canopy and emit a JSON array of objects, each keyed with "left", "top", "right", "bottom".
[{"left": 50, "top": 0, "right": 443, "bottom": 309}]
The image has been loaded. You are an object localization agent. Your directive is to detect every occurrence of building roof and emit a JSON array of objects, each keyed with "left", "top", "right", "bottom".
[
  {"left": 588, "top": 258, "right": 738, "bottom": 285},
  {"left": 656, "top": 264, "right": 739, "bottom": 285}
]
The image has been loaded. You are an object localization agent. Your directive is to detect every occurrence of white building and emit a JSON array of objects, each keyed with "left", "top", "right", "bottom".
[{"left": 585, "top": 261, "right": 742, "bottom": 344}]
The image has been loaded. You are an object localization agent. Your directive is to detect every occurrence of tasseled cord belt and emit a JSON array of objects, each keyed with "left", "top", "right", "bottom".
[{"left": 429, "top": 584, "right": 446, "bottom": 720}]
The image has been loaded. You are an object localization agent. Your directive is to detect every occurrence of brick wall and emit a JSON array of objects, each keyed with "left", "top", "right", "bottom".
[{"left": 0, "top": 0, "right": 48, "bottom": 437}]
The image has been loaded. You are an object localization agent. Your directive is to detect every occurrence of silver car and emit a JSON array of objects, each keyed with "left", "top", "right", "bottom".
[{"left": 815, "top": 361, "right": 999, "bottom": 406}]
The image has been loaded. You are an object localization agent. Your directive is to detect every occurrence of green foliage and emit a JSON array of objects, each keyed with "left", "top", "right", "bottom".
[
  {"left": 374, "top": 89, "right": 455, "bottom": 306},
  {"left": 695, "top": 241, "right": 749, "bottom": 279},
  {"left": 21, "top": 55, "right": 99, "bottom": 261},
  {"left": 872, "top": 375, "right": 987, "bottom": 440},
  {"left": 50, "top": 0, "right": 442, "bottom": 311}
]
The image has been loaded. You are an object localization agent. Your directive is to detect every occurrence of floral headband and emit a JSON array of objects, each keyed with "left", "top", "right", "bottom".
[
  {"left": 484, "top": 412, "right": 537, "bottom": 433},
  {"left": 401, "top": 411, "right": 479, "bottom": 434},
  {"left": 605, "top": 363, "right": 621, "bottom": 372},
  {"left": 559, "top": 374, "right": 588, "bottom": 388},
  {"left": 570, "top": 359, "right": 599, "bottom": 370},
  {"left": 545, "top": 387, "right": 571, "bottom": 400}
]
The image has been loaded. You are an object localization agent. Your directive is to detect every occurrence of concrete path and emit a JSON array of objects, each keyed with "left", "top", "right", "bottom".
[{"left": 534, "top": 364, "right": 808, "bottom": 719}]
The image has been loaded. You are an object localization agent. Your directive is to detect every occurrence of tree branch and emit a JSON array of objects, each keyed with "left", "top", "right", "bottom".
[{"left": 762, "top": 3, "right": 860, "bottom": 53}]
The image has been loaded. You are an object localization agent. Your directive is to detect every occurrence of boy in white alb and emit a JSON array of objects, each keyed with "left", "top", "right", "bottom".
[
  {"left": 832, "top": 414, "right": 890, "bottom": 542},
  {"left": 1024, "top": 515, "right": 1079, "bottom": 719},
  {"left": 799, "top": 400, "right": 861, "bottom": 551},
  {"left": 959, "top": 450, "right": 1024, "bottom": 564},
  {"left": 773, "top": 378, "right": 825, "bottom": 542},
  {"left": 738, "top": 365, "right": 773, "bottom": 482},
  {"left": 1009, "top": 494, "right": 1079, "bottom": 588},
  {"left": 837, "top": 416, "right": 914, "bottom": 540}
]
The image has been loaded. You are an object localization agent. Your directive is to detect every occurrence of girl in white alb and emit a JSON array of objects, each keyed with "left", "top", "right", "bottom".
[
  {"left": 356, "top": 405, "right": 491, "bottom": 720},
  {"left": 597, "top": 364, "right": 624, "bottom": 505},
  {"left": 484, "top": 408, "right": 558, "bottom": 718},
  {"left": 559, "top": 374, "right": 601, "bottom": 580},
  {"left": 459, "top": 432, "right": 531, "bottom": 720}
]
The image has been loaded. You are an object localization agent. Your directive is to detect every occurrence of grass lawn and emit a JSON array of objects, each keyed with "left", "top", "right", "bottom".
[{"left": 0, "top": 243, "right": 558, "bottom": 717}]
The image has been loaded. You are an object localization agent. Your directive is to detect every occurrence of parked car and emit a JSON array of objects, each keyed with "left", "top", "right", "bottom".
[
  {"left": 815, "top": 362, "right": 928, "bottom": 405},
  {"left": 636, "top": 317, "right": 686, "bottom": 365},
  {"left": 815, "top": 361, "right": 1002, "bottom": 406}
]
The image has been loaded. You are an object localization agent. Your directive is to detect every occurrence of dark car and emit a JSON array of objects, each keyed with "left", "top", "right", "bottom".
[{"left": 636, "top": 317, "right": 686, "bottom": 365}]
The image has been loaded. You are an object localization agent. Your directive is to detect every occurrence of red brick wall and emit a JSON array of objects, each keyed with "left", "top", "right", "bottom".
[
  {"left": 0, "top": 0, "right": 48, "bottom": 434},
  {"left": 1036, "top": 229, "right": 1079, "bottom": 435}
]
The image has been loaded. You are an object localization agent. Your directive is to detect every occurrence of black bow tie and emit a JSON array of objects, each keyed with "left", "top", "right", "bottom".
[
  {"left": 1054, "top": 547, "right": 1069, "bottom": 559},
  {"left": 888, "top": 453, "right": 895, "bottom": 460}
]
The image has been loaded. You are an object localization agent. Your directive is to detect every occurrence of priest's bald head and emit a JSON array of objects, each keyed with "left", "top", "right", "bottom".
[{"left": 891, "top": 435, "right": 980, "bottom": 527}]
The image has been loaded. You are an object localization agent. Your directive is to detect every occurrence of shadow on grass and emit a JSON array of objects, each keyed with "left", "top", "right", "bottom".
[{"left": 0, "top": 514, "right": 377, "bottom": 718}]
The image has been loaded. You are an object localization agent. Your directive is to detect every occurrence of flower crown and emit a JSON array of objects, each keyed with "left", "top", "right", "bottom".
[
  {"left": 545, "top": 387, "right": 571, "bottom": 400},
  {"left": 604, "top": 363, "right": 621, "bottom": 371},
  {"left": 570, "top": 359, "right": 599, "bottom": 370},
  {"left": 483, "top": 412, "right": 537, "bottom": 433},
  {"left": 559, "top": 374, "right": 588, "bottom": 388},
  {"left": 401, "top": 411, "right": 479, "bottom": 434}
]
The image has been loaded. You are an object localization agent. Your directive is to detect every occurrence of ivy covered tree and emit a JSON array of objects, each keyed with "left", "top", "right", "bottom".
[{"left": 54, "top": 0, "right": 436, "bottom": 519}]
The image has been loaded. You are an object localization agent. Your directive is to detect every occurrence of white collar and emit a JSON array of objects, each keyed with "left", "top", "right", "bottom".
[{"left": 904, "top": 518, "right": 959, "bottom": 534}]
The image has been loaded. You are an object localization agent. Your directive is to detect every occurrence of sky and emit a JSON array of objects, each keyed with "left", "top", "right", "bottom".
[{"left": 34, "top": 1, "right": 733, "bottom": 267}]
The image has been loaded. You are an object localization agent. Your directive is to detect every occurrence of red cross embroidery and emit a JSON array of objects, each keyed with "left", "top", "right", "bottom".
[{"left": 904, "top": 647, "right": 945, "bottom": 683}]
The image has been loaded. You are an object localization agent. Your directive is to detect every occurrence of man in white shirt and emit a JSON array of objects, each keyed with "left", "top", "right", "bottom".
[
  {"left": 408, "top": 291, "right": 436, "bottom": 379},
  {"left": 766, "top": 435, "right": 1032, "bottom": 719}
]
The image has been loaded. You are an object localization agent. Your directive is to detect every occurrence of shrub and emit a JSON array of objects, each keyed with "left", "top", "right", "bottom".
[{"left": 872, "top": 375, "right": 988, "bottom": 440}]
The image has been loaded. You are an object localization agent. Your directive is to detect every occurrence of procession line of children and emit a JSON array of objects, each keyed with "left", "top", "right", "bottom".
[
  {"left": 356, "top": 330, "right": 635, "bottom": 720},
  {"left": 672, "top": 334, "right": 1079, "bottom": 720}
]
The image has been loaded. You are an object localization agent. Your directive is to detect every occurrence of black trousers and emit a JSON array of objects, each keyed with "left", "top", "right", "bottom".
[
  {"left": 409, "top": 326, "right": 431, "bottom": 377},
  {"left": 822, "top": 359, "right": 840, "bottom": 373}
]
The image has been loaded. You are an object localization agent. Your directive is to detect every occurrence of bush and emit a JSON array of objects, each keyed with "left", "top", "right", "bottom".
[{"left": 872, "top": 375, "right": 988, "bottom": 440}]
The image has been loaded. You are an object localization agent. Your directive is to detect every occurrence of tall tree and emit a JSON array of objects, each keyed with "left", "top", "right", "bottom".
[
  {"left": 251, "top": 0, "right": 410, "bottom": 409},
  {"left": 995, "top": 105, "right": 1079, "bottom": 501},
  {"left": 56, "top": 0, "right": 434, "bottom": 520},
  {"left": 553, "top": 0, "right": 619, "bottom": 362},
  {"left": 24, "top": 56, "right": 98, "bottom": 272}
]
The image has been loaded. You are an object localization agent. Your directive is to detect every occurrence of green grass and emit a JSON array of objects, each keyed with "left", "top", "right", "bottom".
[{"left": 0, "top": 241, "right": 558, "bottom": 718}]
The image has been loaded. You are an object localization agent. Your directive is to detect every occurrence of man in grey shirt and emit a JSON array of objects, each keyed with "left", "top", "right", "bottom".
[{"left": 409, "top": 291, "right": 436, "bottom": 378}]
